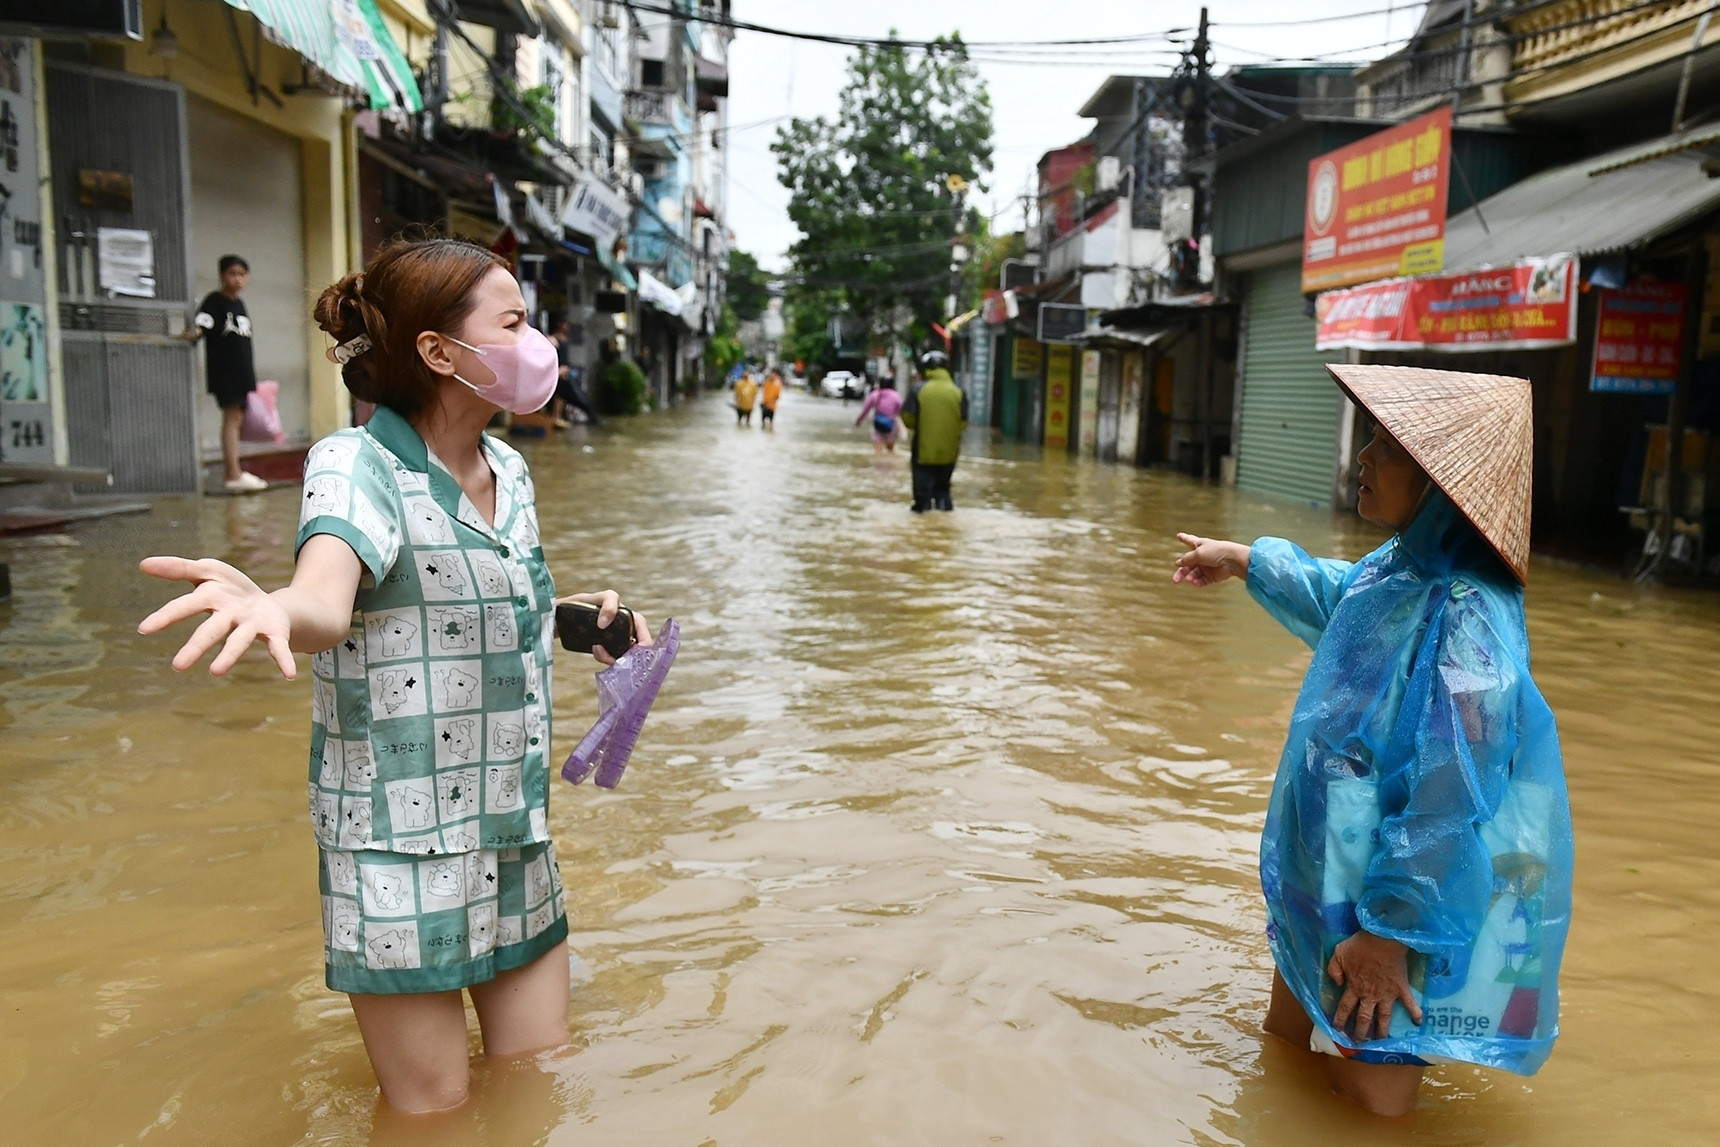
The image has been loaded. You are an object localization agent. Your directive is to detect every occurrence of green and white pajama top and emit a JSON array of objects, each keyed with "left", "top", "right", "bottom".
[
  {"left": 296, "top": 405, "right": 558, "bottom": 854},
  {"left": 296, "top": 406, "right": 568, "bottom": 992}
]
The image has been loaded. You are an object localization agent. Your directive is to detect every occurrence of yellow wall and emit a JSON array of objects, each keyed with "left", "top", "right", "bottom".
[{"left": 121, "top": 0, "right": 360, "bottom": 437}]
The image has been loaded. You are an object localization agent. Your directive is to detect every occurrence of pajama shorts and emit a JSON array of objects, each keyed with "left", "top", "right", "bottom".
[{"left": 319, "top": 840, "right": 568, "bottom": 995}]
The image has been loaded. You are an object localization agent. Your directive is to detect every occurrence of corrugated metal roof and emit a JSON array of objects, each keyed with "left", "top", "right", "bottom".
[
  {"left": 1442, "top": 135, "right": 1720, "bottom": 272},
  {"left": 1071, "top": 325, "right": 1179, "bottom": 350}
]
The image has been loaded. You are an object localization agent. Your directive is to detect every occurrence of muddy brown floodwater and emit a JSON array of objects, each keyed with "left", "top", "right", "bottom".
[{"left": 3, "top": 390, "right": 1718, "bottom": 1145}]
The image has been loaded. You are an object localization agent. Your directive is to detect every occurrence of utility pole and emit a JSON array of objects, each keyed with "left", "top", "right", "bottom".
[
  {"left": 426, "top": 0, "right": 451, "bottom": 124},
  {"left": 1176, "top": 6, "right": 1210, "bottom": 292},
  {"left": 946, "top": 173, "right": 970, "bottom": 369}
]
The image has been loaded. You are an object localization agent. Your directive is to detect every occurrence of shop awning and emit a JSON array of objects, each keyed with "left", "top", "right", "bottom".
[
  {"left": 222, "top": 0, "right": 423, "bottom": 114},
  {"left": 1441, "top": 128, "right": 1720, "bottom": 273},
  {"left": 637, "top": 270, "right": 703, "bottom": 321},
  {"left": 596, "top": 244, "right": 638, "bottom": 291},
  {"left": 1072, "top": 325, "right": 1180, "bottom": 351}
]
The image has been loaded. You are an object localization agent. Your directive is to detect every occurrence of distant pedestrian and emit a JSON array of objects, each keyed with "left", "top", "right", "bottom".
[
  {"left": 182, "top": 255, "right": 266, "bottom": 492},
  {"left": 901, "top": 350, "right": 967, "bottom": 511},
  {"left": 548, "top": 318, "right": 602, "bottom": 427},
  {"left": 733, "top": 371, "right": 758, "bottom": 426},
  {"left": 760, "top": 369, "right": 783, "bottom": 429},
  {"left": 854, "top": 376, "right": 903, "bottom": 453}
]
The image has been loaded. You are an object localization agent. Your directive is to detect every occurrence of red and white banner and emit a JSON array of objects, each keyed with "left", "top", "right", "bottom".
[
  {"left": 1315, "top": 255, "right": 1578, "bottom": 352},
  {"left": 1591, "top": 281, "right": 1685, "bottom": 395},
  {"left": 1303, "top": 107, "right": 1451, "bottom": 293}
]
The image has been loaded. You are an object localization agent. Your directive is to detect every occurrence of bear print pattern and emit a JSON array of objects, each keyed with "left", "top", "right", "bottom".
[
  {"left": 368, "top": 613, "right": 420, "bottom": 660},
  {"left": 369, "top": 870, "right": 409, "bottom": 913},
  {"left": 328, "top": 899, "right": 360, "bottom": 952},
  {"left": 387, "top": 780, "right": 436, "bottom": 831},
  {"left": 422, "top": 861, "right": 463, "bottom": 902},
  {"left": 366, "top": 927, "right": 418, "bottom": 970},
  {"left": 428, "top": 606, "right": 480, "bottom": 654},
  {"left": 322, "top": 845, "right": 562, "bottom": 980},
  {"left": 303, "top": 475, "right": 348, "bottom": 516},
  {"left": 434, "top": 666, "right": 480, "bottom": 711}
]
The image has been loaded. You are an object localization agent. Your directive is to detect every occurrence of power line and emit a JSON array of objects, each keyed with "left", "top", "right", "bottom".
[
  {"left": 1212, "top": 2, "right": 1430, "bottom": 29},
  {"left": 1212, "top": 0, "right": 1720, "bottom": 115},
  {"left": 1213, "top": 0, "right": 1685, "bottom": 70},
  {"left": 621, "top": 0, "right": 1189, "bottom": 52}
]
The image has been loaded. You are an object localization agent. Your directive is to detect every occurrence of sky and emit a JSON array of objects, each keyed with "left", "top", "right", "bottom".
[{"left": 721, "top": 1, "right": 1433, "bottom": 270}]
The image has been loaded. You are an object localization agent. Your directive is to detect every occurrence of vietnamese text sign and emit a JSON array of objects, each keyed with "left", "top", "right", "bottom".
[
  {"left": 1038, "top": 302, "right": 1086, "bottom": 343},
  {"left": 1012, "top": 337, "right": 1043, "bottom": 377},
  {"left": 1303, "top": 107, "right": 1451, "bottom": 293},
  {"left": 968, "top": 321, "right": 991, "bottom": 422},
  {"left": 562, "top": 178, "right": 629, "bottom": 250},
  {"left": 1591, "top": 281, "right": 1685, "bottom": 395},
  {"left": 1044, "top": 344, "right": 1073, "bottom": 449},
  {"left": 1315, "top": 255, "right": 1577, "bottom": 351},
  {"left": 0, "top": 39, "right": 55, "bottom": 466}
]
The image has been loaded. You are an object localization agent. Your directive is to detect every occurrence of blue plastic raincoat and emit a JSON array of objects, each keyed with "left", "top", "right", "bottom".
[{"left": 1248, "top": 490, "right": 1572, "bottom": 1075}]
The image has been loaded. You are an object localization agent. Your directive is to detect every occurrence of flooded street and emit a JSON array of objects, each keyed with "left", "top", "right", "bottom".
[{"left": 4, "top": 389, "right": 1719, "bottom": 1145}]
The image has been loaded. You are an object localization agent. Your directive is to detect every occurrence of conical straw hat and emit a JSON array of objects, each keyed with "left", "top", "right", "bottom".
[{"left": 1324, "top": 363, "right": 1533, "bottom": 584}]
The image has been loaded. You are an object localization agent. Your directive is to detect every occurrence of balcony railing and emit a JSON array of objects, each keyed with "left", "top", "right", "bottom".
[
  {"left": 625, "top": 90, "right": 672, "bottom": 124},
  {"left": 1364, "top": 47, "right": 1461, "bottom": 119},
  {"left": 1511, "top": 0, "right": 1710, "bottom": 73}
]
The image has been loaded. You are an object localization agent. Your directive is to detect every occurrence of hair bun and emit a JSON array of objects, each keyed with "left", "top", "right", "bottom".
[{"left": 314, "top": 272, "right": 368, "bottom": 341}]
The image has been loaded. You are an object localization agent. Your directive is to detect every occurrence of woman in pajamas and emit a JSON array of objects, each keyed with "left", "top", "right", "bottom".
[{"left": 139, "top": 238, "right": 651, "bottom": 1114}]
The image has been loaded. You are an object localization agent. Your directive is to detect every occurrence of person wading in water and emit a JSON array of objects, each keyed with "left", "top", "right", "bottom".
[
  {"left": 1172, "top": 364, "right": 1572, "bottom": 1116},
  {"left": 139, "top": 238, "right": 654, "bottom": 1117},
  {"left": 901, "top": 350, "right": 968, "bottom": 512}
]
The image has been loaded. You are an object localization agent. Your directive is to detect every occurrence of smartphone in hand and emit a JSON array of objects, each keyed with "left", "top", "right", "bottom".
[{"left": 556, "top": 601, "right": 637, "bottom": 659}]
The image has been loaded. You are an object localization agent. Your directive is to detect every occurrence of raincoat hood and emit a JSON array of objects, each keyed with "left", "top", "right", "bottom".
[{"left": 1395, "top": 488, "right": 1515, "bottom": 587}]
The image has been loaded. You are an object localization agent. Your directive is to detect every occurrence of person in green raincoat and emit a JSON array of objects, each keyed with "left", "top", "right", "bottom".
[{"left": 901, "top": 349, "right": 968, "bottom": 512}]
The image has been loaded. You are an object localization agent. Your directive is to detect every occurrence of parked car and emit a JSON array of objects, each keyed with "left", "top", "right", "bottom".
[{"left": 819, "top": 370, "right": 862, "bottom": 399}]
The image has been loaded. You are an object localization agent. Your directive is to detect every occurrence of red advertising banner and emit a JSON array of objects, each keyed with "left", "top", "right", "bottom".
[
  {"left": 1303, "top": 107, "right": 1451, "bottom": 293},
  {"left": 1315, "top": 255, "right": 1578, "bottom": 351},
  {"left": 1591, "top": 281, "right": 1686, "bottom": 395}
]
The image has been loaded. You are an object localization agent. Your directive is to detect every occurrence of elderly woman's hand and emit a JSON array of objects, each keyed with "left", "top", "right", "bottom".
[
  {"left": 1327, "top": 930, "right": 1424, "bottom": 1041},
  {"left": 1172, "top": 533, "right": 1251, "bottom": 587}
]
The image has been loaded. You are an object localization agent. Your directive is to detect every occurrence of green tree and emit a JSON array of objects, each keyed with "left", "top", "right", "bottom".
[
  {"left": 726, "top": 249, "right": 771, "bottom": 322},
  {"left": 707, "top": 305, "right": 745, "bottom": 379},
  {"left": 772, "top": 37, "right": 992, "bottom": 352}
]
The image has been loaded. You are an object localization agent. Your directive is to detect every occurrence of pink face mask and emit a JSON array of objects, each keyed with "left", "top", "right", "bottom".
[{"left": 447, "top": 327, "right": 560, "bottom": 414}]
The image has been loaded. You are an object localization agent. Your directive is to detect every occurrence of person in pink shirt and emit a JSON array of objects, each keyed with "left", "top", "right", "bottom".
[{"left": 854, "top": 379, "right": 903, "bottom": 453}]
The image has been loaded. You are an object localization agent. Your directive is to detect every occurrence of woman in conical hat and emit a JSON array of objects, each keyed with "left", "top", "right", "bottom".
[{"left": 1173, "top": 364, "right": 1572, "bottom": 1115}]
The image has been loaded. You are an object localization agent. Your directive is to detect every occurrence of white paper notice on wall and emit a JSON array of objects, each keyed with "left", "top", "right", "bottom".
[{"left": 97, "top": 227, "right": 157, "bottom": 298}]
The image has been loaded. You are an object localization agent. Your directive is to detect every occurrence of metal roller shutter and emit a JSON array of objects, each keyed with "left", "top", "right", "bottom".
[{"left": 1236, "top": 260, "right": 1341, "bottom": 507}]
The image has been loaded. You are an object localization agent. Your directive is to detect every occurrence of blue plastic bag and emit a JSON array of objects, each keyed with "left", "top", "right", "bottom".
[{"left": 1248, "top": 490, "right": 1573, "bottom": 1075}]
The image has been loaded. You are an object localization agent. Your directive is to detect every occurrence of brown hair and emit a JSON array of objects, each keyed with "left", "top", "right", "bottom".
[{"left": 314, "top": 237, "right": 506, "bottom": 420}]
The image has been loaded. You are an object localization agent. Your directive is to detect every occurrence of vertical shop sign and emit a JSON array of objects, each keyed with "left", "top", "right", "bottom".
[
  {"left": 1044, "top": 344, "right": 1073, "bottom": 449},
  {"left": 0, "top": 39, "right": 53, "bottom": 465},
  {"left": 1078, "top": 349, "right": 1101, "bottom": 452},
  {"left": 1012, "top": 337, "right": 1042, "bottom": 378},
  {"left": 968, "top": 322, "right": 991, "bottom": 428},
  {"left": 1303, "top": 106, "right": 1451, "bottom": 293},
  {"left": 1591, "top": 281, "right": 1686, "bottom": 395}
]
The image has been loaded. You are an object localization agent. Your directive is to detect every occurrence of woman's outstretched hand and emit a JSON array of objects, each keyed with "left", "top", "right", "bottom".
[
  {"left": 557, "top": 590, "right": 654, "bottom": 666},
  {"left": 1327, "top": 930, "right": 1424, "bottom": 1041},
  {"left": 138, "top": 556, "right": 297, "bottom": 678},
  {"left": 1172, "top": 533, "right": 1251, "bottom": 587}
]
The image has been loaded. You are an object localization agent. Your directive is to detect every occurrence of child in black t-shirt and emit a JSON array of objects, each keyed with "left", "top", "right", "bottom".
[{"left": 184, "top": 254, "right": 266, "bottom": 492}]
